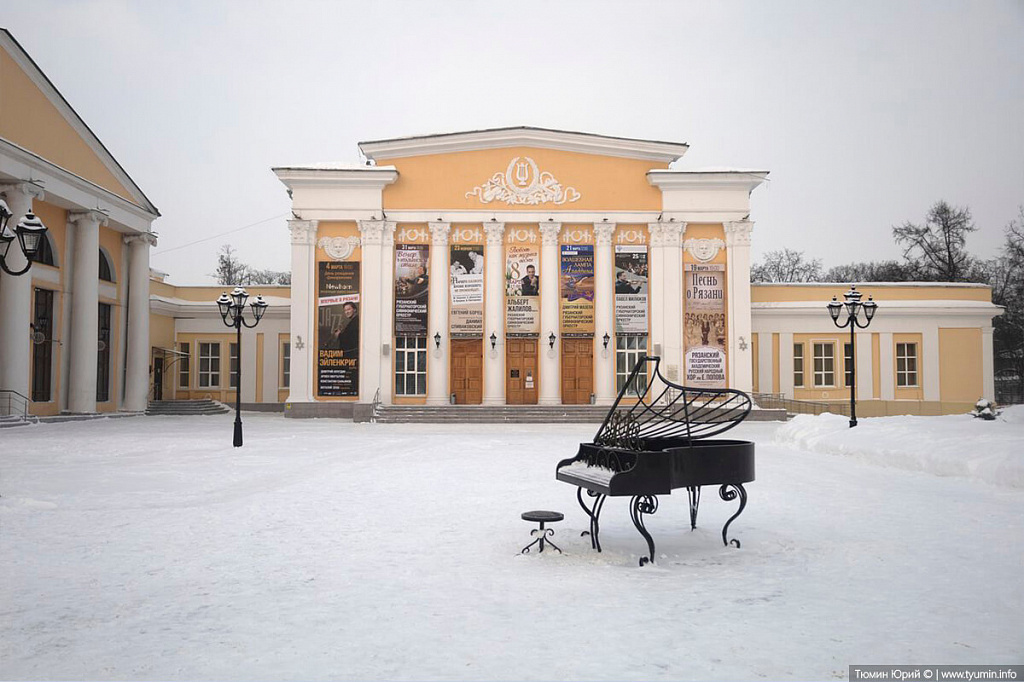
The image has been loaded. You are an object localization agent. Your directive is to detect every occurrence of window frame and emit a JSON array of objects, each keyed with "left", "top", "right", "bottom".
[
  {"left": 281, "top": 341, "right": 290, "bottom": 389},
  {"left": 793, "top": 342, "right": 805, "bottom": 388},
  {"left": 198, "top": 342, "right": 221, "bottom": 388},
  {"left": 896, "top": 342, "right": 919, "bottom": 388},
  {"left": 394, "top": 336, "right": 427, "bottom": 396},
  {"left": 812, "top": 341, "right": 836, "bottom": 388},
  {"left": 178, "top": 342, "right": 190, "bottom": 389},
  {"left": 615, "top": 334, "right": 649, "bottom": 397},
  {"left": 96, "top": 302, "right": 112, "bottom": 402},
  {"left": 229, "top": 342, "right": 239, "bottom": 389}
]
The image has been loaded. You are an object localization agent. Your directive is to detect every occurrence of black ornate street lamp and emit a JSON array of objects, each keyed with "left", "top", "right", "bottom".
[
  {"left": 828, "top": 285, "right": 878, "bottom": 428},
  {"left": 0, "top": 199, "right": 48, "bottom": 276},
  {"left": 216, "top": 287, "right": 268, "bottom": 447}
]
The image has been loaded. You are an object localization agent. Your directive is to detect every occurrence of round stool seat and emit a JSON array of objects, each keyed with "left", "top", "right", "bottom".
[{"left": 522, "top": 510, "right": 564, "bottom": 523}]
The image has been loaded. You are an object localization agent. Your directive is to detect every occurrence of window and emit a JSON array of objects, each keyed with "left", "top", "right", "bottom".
[
  {"left": 97, "top": 303, "right": 111, "bottom": 402},
  {"left": 178, "top": 342, "right": 190, "bottom": 388},
  {"left": 813, "top": 342, "right": 835, "bottom": 387},
  {"left": 281, "top": 342, "right": 290, "bottom": 388},
  {"left": 395, "top": 336, "right": 427, "bottom": 396},
  {"left": 616, "top": 335, "right": 648, "bottom": 396},
  {"left": 229, "top": 343, "right": 239, "bottom": 389},
  {"left": 36, "top": 235, "right": 56, "bottom": 267},
  {"left": 198, "top": 342, "right": 220, "bottom": 388},
  {"left": 896, "top": 342, "right": 918, "bottom": 387},
  {"left": 793, "top": 343, "right": 804, "bottom": 388},
  {"left": 31, "top": 288, "right": 54, "bottom": 402},
  {"left": 844, "top": 343, "right": 854, "bottom": 387},
  {"left": 99, "top": 250, "right": 114, "bottom": 282}
]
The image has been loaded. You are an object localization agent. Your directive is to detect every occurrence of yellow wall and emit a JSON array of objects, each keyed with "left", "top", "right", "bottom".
[
  {"left": 939, "top": 328, "right": 983, "bottom": 403},
  {"left": 174, "top": 332, "right": 238, "bottom": 403},
  {"left": 792, "top": 333, "right": 853, "bottom": 401},
  {"left": 753, "top": 283, "right": 991, "bottom": 303},
  {"left": 751, "top": 333, "right": 759, "bottom": 392},
  {"left": 0, "top": 47, "right": 136, "bottom": 203},
  {"left": 379, "top": 146, "right": 668, "bottom": 211}
]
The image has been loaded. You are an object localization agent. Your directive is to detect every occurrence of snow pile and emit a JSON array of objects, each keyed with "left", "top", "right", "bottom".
[{"left": 776, "top": 411, "right": 1024, "bottom": 488}]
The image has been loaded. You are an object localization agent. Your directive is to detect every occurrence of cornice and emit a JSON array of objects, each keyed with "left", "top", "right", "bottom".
[
  {"left": 647, "top": 170, "right": 769, "bottom": 193},
  {"left": 358, "top": 126, "right": 689, "bottom": 163},
  {"left": 272, "top": 166, "right": 399, "bottom": 191}
]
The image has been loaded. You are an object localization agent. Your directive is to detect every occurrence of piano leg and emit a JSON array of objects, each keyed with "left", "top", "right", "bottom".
[
  {"left": 719, "top": 484, "right": 748, "bottom": 548},
  {"left": 629, "top": 495, "right": 659, "bottom": 566},
  {"left": 576, "top": 487, "right": 606, "bottom": 552},
  {"left": 687, "top": 486, "right": 701, "bottom": 530}
]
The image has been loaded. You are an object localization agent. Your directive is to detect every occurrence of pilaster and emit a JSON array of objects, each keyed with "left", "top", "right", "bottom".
[
  {"left": 67, "top": 209, "right": 107, "bottom": 413},
  {"left": 123, "top": 232, "right": 157, "bottom": 411},
  {"left": 661, "top": 221, "right": 685, "bottom": 383},
  {"left": 724, "top": 220, "right": 754, "bottom": 393},
  {"left": 539, "top": 221, "right": 561, "bottom": 404},
  {"left": 593, "top": 222, "right": 616, "bottom": 404},
  {"left": 287, "top": 219, "right": 317, "bottom": 403},
  {"left": 0, "top": 183, "right": 44, "bottom": 399},
  {"left": 427, "top": 221, "right": 451, "bottom": 404},
  {"left": 379, "top": 221, "right": 397, "bottom": 405},
  {"left": 483, "top": 222, "right": 505, "bottom": 404}
]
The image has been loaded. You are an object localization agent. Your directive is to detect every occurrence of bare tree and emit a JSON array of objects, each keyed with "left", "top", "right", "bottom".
[
  {"left": 823, "top": 260, "right": 914, "bottom": 283},
  {"left": 893, "top": 201, "right": 978, "bottom": 281},
  {"left": 988, "top": 206, "right": 1024, "bottom": 402},
  {"left": 212, "top": 244, "right": 290, "bottom": 286},
  {"left": 750, "top": 249, "right": 823, "bottom": 283}
]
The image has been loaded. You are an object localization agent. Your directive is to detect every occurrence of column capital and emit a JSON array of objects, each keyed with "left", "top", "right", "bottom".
[
  {"left": 0, "top": 182, "right": 45, "bottom": 202},
  {"left": 358, "top": 219, "right": 385, "bottom": 246},
  {"left": 69, "top": 209, "right": 109, "bottom": 227},
  {"left": 484, "top": 221, "right": 505, "bottom": 245},
  {"left": 429, "top": 221, "right": 451, "bottom": 246},
  {"left": 124, "top": 231, "right": 158, "bottom": 248},
  {"left": 288, "top": 219, "right": 318, "bottom": 245},
  {"left": 724, "top": 220, "right": 754, "bottom": 246},
  {"left": 540, "top": 221, "right": 562, "bottom": 246},
  {"left": 593, "top": 221, "right": 616, "bottom": 246},
  {"left": 647, "top": 222, "right": 684, "bottom": 247},
  {"left": 382, "top": 220, "right": 397, "bottom": 246}
]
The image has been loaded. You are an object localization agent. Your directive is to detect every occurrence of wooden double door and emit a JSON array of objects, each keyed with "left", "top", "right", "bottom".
[
  {"left": 561, "top": 338, "right": 594, "bottom": 404},
  {"left": 506, "top": 338, "right": 538, "bottom": 405},
  {"left": 450, "top": 339, "right": 483, "bottom": 404}
]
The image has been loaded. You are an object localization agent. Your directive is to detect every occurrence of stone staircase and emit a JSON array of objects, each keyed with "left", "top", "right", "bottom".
[
  {"left": 373, "top": 404, "right": 787, "bottom": 424},
  {"left": 146, "top": 399, "right": 230, "bottom": 416},
  {"left": 0, "top": 414, "right": 34, "bottom": 429}
]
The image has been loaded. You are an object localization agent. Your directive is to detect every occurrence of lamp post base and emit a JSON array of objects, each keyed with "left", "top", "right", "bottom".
[{"left": 233, "top": 419, "right": 243, "bottom": 447}]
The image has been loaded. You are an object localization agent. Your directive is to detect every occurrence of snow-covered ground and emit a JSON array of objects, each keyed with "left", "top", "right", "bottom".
[{"left": 1, "top": 412, "right": 1021, "bottom": 681}]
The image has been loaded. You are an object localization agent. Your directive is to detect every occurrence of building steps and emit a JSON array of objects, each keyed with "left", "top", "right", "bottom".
[
  {"left": 146, "top": 399, "right": 231, "bottom": 416},
  {"left": 373, "top": 404, "right": 788, "bottom": 424}
]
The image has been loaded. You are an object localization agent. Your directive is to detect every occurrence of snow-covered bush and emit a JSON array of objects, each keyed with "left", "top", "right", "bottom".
[{"left": 971, "top": 398, "right": 1000, "bottom": 420}]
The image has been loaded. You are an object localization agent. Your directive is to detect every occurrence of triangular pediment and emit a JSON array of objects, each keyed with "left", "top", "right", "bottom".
[
  {"left": 0, "top": 30, "right": 157, "bottom": 215},
  {"left": 359, "top": 126, "right": 689, "bottom": 164}
]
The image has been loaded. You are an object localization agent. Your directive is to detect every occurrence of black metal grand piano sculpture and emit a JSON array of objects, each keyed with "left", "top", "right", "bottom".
[{"left": 556, "top": 355, "right": 755, "bottom": 565}]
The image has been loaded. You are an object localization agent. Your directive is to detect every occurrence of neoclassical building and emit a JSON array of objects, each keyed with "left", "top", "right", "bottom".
[
  {"left": 261, "top": 126, "right": 999, "bottom": 418},
  {"left": 0, "top": 29, "right": 159, "bottom": 417}
]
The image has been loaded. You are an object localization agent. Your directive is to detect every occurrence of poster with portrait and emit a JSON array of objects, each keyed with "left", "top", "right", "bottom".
[
  {"left": 560, "top": 244, "right": 595, "bottom": 337},
  {"left": 394, "top": 243, "right": 429, "bottom": 336},
  {"left": 317, "top": 260, "right": 360, "bottom": 397},
  {"left": 449, "top": 244, "right": 484, "bottom": 337},
  {"left": 684, "top": 264, "right": 727, "bottom": 388},
  {"left": 614, "top": 245, "right": 648, "bottom": 335},
  {"left": 505, "top": 243, "right": 540, "bottom": 337}
]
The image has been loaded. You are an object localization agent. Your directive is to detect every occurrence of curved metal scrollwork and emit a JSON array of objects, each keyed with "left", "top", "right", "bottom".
[
  {"left": 719, "top": 484, "right": 747, "bottom": 548},
  {"left": 629, "top": 495, "right": 659, "bottom": 566},
  {"left": 521, "top": 527, "right": 561, "bottom": 555},
  {"left": 577, "top": 487, "right": 607, "bottom": 551}
]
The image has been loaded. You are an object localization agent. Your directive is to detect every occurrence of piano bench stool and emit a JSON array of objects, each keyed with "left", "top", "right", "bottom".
[{"left": 520, "top": 510, "right": 564, "bottom": 555}]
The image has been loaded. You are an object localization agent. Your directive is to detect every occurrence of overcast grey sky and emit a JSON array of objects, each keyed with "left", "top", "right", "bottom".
[{"left": 4, "top": 0, "right": 1022, "bottom": 284}]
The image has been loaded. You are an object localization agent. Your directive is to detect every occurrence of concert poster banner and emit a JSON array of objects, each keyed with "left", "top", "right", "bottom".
[
  {"left": 614, "top": 245, "right": 648, "bottom": 336},
  {"left": 394, "top": 243, "right": 430, "bottom": 336},
  {"left": 559, "top": 244, "right": 595, "bottom": 337},
  {"left": 684, "top": 264, "right": 727, "bottom": 389},
  {"left": 505, "top": 243, "right": 540, "bottom": 337},
  {"left": 317, "top": 261, "right": 360, "bottom": 397},
  {"left": 449, "top": 244, "right": 484, "bottom": 337}
]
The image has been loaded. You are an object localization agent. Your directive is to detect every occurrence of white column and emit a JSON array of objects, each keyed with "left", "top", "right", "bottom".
[
  {"left": 981, "top": 326, "right": 995, "bottom": 401},
  {"left": 779, "top": 332, "right": 795, "bottom": 398},
  {"left": 358, "top": 220, "right": 384, "bottom": 403},
  {"left": 67, "top": 210, "right": 105, "bottom": 413},
  {"left": 757, "top": 333, "right": 773, "bottom": 394},
  {"left": 856, "top": 331, "right": 873, "bottom": 402},
  {"left": 593, "top": 222, "right": 616, "bottom": 405},
  {"left": 379, "top": 221, "right": 396, "bottom": 405},
  {"left": 123, "top": 233, "right": 156, "bottom": 411},
  {"left": 539, "top": 222, "right": 561, "bottom": 404},
  {"left": 662, "top": 222, "right": 685, "bottom": 382},
  {"left": 286, "top": 219, "right": 317, "bottom": 403},
  {"left": 724, "top": 220, "right": 754, "bottom": 393},
  {"left": 483, "top": 222, "right": 505, "bottom": 405},
  {"left": 922, "top": 325, "right": 941, "bottom": 402},
  {"left": 647, "top": 223, "right": 666, "bottom": 396},
  {"left": 879, "top": 332, "right": 895, "bottom": 400},
  {"left": 427, "top": 221, "right": 450, "bottom": 404},
  {"left": 0, "top": 183, "right": 42, "bottom": 400}
]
